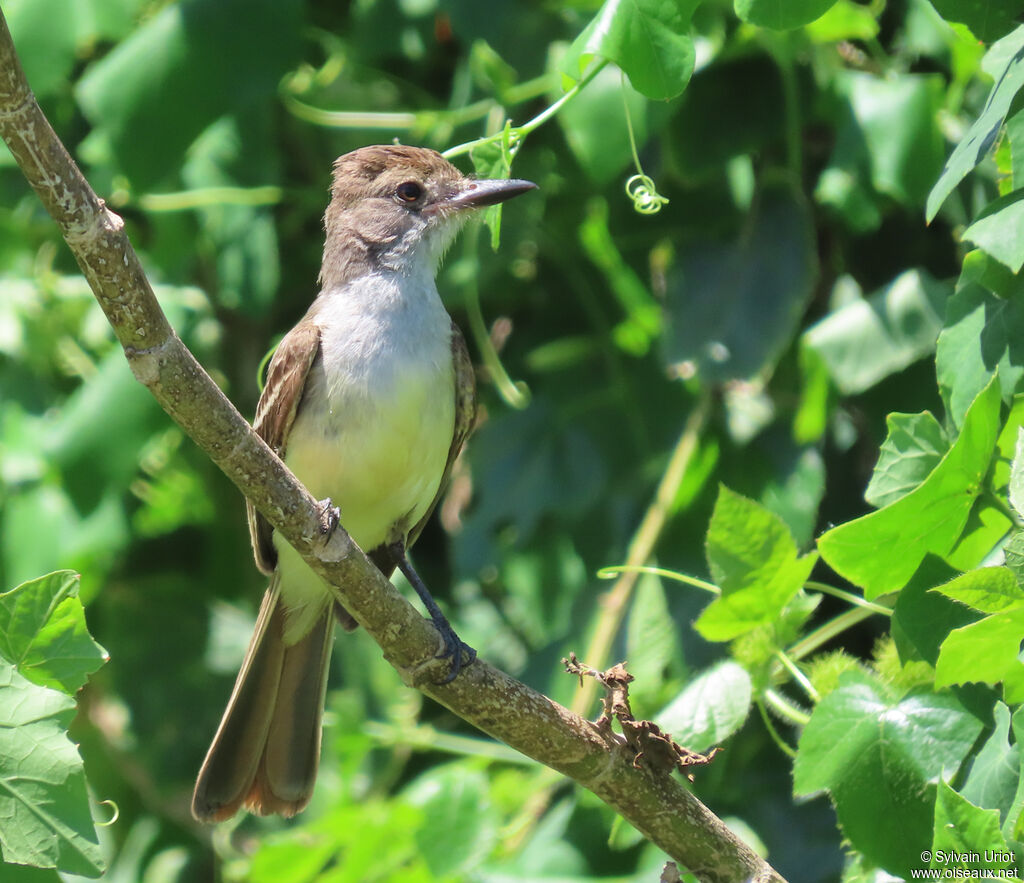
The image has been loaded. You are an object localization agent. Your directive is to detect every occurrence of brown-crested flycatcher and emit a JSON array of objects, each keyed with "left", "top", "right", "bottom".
[{"left": 192, "top": 145, "right": 536, "bottom": 822}]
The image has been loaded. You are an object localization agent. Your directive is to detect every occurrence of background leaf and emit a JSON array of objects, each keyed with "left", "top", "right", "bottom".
[
  {"left": 0, "top": 571, "right": 107, "bottom": 694},
  {"left": 0, "top": 663, "right": 103, "bottom": 876},
  {"left": 663, "top": 186, "right": 817, "bottom": 383},
  {"left": 655, "top": 661, "right": 752, "bottom": 753},
  {"left": 734, "top": 0, "right": 838, "bottom": 30},
  {"left": 794, "top": 671, "right": 983, "bottom": 878},
  {"left": 818, "top": 377, "right": 1002, "bottom": 597},
  {"left": 927, "top": 26, "right": 1024, "bottom": 220},
  {"left": 561, "top": 0, "right": 700, "bottom": 100}
]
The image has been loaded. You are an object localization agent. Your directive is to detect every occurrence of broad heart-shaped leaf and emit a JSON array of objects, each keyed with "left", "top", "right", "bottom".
[
  {"left": 927, "top": 26, "right": 1024, "bottom": 221},
  {"left": 932, "top": 566, "right": 1024, "bottom": 614},
  {"left": 803, "top": 269, "right": 950, "bottom": 396},
  {"left": 793, "top": 671, "right": 984, "bottom": 878},
  {"left": 0, "top": 571, "right": 107, "bottom": 694},
  {"left": 561, "top": 0, "right": 700, "bottom": 100},
  {"left": 664, "top": 187, "right": 817, "bottom": 384},
  {"left": 0, "top": 661, "right": 104, "bottom": 876},
  {"left": 696, "top": 486, "right": 817, "bottom": 641},
  {"left": 935, "top": 608, "right": 1024, "bottom": 703},
  {"left": 864, "top": 411, "right": 949, "bottom": 508},
  {"left": 935, "top": 269, "right": 1024, "bottom": 430},
  {"left": 818, "top": 376, "right": 1003, "bottom": 599},
  {"left": 735, "top": 0, "right": 838, "bottom": 30},
  {"left": 655, "top": 661, "right": 751, "bottom": 753},
  {"left": 963, "top": 189, "right": 1024, "bottom": 273},
  {"left": 932, "top": 782, "right": 1019, "bottom": 876},
  {"left": 960, "top": 702, "right": 1021, "bottom": 826},
  {"left": 927, "top": 0, "right": 1024, "bottom": 44}
]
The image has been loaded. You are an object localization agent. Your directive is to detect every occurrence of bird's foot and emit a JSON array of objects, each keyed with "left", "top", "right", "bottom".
[
  {"left": 315, "top": 498, "right": 340, "bottom": 541},
  {"left": 388, "top": 540, "right": 475, "bottom": 684},
  {"left": 432, "top": 615, "right": 477, "bottom": 684}
]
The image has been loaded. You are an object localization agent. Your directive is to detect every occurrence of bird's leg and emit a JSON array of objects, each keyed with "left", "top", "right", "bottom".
[{"left": 387, "top": 541, "right": 476, "bottom": 683}]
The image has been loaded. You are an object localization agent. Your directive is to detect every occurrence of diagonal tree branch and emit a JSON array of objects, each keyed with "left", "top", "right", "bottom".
[{"left": 0, "top": 11, "right": 784, "bottom": 883}]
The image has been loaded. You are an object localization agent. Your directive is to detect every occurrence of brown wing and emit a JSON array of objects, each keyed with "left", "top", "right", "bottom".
[
  {"left": 406, "top": 320, "right": 477, "bottom": 549},
  {"left": 247, "top": 319, "right": 322, "bottom": 574}
]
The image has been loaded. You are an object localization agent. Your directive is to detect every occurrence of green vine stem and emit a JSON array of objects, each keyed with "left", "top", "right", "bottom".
[
  {"left": 460, "top": 225, "right": 532, "bottom": 410},
  {"left": 442, "top": 60, "right": 609, "bottom": 161},
  {"left": 596, "top": 564, "right": 720, "bottom": 595}
]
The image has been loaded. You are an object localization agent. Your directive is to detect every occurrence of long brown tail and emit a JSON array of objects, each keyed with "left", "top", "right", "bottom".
[{"left": 192, "top": 580, "right": 334, "bottom": 822}]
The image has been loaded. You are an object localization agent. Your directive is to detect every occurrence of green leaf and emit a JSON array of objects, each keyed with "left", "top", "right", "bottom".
[
  {"left": 936, "top": 271, "right": 1024, "bottom": 429},
  {"left": 946, "top": 501, "right": 1015, "bottom": 573},
  {"left": 625, "top": 572, "right": 681, "bottom": 710},
  {"left": 555, "top": 60, "right": 674, "bottom": 186},
  {"left": 655, "top": 661, "right": 752, "bottom": 753},
  {"left": 891, "top": 556, "right": 978, "bottom": 666},
  {"left": 696, "top": 486, "right": 817, "bottom": 641},
  {"left": 804, "top": 0, "right": 880, "bottom": 42},
  {"left": 469, "top": 133, "right": 513, "bottom": 250},
  {"left": 927, "top": 0, "right": 1024, "bottom": 44},
  {"left": 561, "top": 0, "right": 700, "bottom": 100},
  {"left": 664, "top": 186, "right": 817, "bottom": 383},
  {"left": 405, "top": 766, "right": 497, "bottom": 878},
  {"left": 932, "top": 782, "right": 1019, "bottom": 876},
  {"left": 1008, "top": 706, "right": 1024, "bottom": 841},
  {"left": 927, "top": 26, "right": 1024, "bottom": 221},
  {"left": 0, "top": 571, "right": 107, "bottom": 694},
  {"left": 819, "top": 377, "right": 1003, "bottom": 598},
  {"left": 960, "top": 702, "right": 1021, "bottom": 824},
  {"left": 669, "top": 54, "right": 790, "bottom": 176},
  {"left": 2, "top": 0, "right": 79, "bottom": 98},
  {"left": 865, "top": 412, "right": 949, "bottom": 508},
  {"left": 934, "top": 607, "right": 1024, "bottom": 703},
  {"left": 932, "top": 566, "right": 1024, "bottom": 614},
  {"left": 0, "top": 662, "right": 104, "bottom": 876},
  {"left": 803, "top": 269, "right": 950, "bottom": 396},
  {"left": 1011, "top": 428, "right": 1024, "bottom": 517},
  {"left": 963, "top": 189, "right": 1024, "bottom": 273},
  {"left": 1004, "top": 531, "right": 1024, "bottom": 587},
  {"left": 578, "top": 198, "right": 662, "bottom": 355},
  {"left": 735, "top": 0, "right": 838, "bottom": 30},
  {"left": 793, "top": 671, "right": 984, "bottom": 878},
  {"left": 841, "top": 71, "right": 946, "bottom": 207},
  {"left": 75, "top": 0, "right": 302, "bottom": 187}
]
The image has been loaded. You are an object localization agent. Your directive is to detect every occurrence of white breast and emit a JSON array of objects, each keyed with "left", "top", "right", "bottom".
[
  {"left": 272, "top": 270, "right": 457, "bottom": 641},
  {"left": 287, "top": 270, "right": 456, "bottom": 550}
]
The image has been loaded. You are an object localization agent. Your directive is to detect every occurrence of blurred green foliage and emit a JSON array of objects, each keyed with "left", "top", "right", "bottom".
[{"left": 3, "top": 0, "right": 1024, "bottom": 881}]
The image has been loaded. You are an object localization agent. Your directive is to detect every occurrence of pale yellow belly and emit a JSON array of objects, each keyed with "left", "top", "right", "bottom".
[
  {"left": 284, "top": 370, "right": 454, "bottom": 550},
  {"left": 272, "top": 365, "right": 455, "bottom": 642}
]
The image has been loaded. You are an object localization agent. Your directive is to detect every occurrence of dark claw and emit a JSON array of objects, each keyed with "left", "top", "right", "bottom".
[
  {"left": 434, "top": 619, "right": 477, "bottom": 684},
  {"left": 316, "top": 498, "right": 340, "bottom": 539}
]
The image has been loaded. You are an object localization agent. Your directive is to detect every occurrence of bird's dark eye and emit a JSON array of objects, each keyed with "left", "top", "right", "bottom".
[{"left": 396, "top": 181, "right": 423, "bottom": 203}]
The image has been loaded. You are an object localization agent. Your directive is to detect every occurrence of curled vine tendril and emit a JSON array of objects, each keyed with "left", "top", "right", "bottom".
[
  {"left": 98, "top": 799, "right": 120, "bottom": 827},
  {"left": 625, "top": 174, "right": 670, "bottom": 215},
  {"left": 621, "top": 74, "right": 669, "bottom": 216}
]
